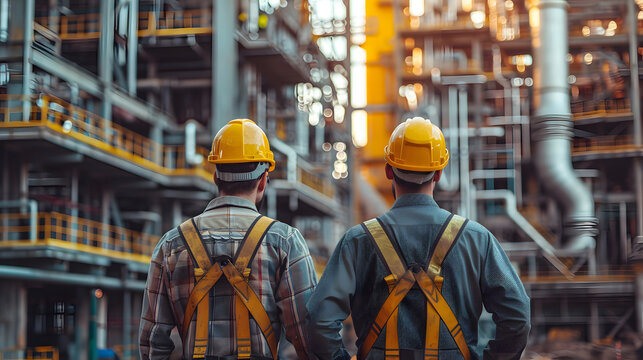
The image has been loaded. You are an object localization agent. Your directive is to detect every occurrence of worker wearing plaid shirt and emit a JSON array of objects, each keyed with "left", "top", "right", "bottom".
[{"left": 139, "top": 119, "right": 317, "bottom": 360}]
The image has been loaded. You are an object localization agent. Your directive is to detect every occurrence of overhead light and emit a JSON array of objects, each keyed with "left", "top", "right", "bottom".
[{"left": 409, "top": 0, "right": 425, "bottom": 17}]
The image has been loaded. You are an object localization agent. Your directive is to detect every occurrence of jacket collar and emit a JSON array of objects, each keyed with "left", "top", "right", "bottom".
[
  {"left": 205, "top": 196, "right": 258, "bottom": 212},
  {"left": 391, "top": 193, "right": 439, "bottom": 209}
]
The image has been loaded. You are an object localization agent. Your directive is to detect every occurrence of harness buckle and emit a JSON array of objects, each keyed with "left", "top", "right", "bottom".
[{"left": 213, "top": 255, "right": 233, "bottom": 266}]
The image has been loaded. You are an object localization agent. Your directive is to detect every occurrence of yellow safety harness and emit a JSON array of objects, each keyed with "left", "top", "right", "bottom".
[
  {"left": 357, "top": 214, "right": 471, "bottom": 360},
  {"left": 177, "top": 215, "right": 278, "bottom": 360}
]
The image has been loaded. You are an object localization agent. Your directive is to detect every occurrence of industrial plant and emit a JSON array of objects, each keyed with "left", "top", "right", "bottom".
[{"left": 0, "top": 0, "right": 642, "bottom": 358}]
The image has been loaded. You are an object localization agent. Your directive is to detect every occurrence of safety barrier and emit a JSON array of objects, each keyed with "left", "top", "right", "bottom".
[
  {"left": 0, "top": 94, "right": 214, "bottom": 182},
  {"left": 571, "top": 98, "right": 631, "bottom": 119},
  {"left": 35, "top": 14, "right": 100, "bottom": 40},
  {"left": 298, "top": 167, "right": 335, "bottom": 199},
  {"left": 0, "top": 212, "right": 158, "bottom": 263},
  {"left": 35, "top": 9, "right": 212, "bottom": 40},
  {"left": 572, "top": 134, "right": 643, "bottom": 155},
  {"left": 0, "top": 347, "right": 59, "bottom": 360},
  {"left": 138, "top": 9, "right": 212, "bottom": 37},
  {"left": 111, "top": 344, "right": 138, "bottom": 360}
]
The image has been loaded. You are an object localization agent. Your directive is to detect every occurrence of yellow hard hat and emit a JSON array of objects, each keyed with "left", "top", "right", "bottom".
[
  {"left": 384, "top": 117, "right": 449, "bottom": 172},
  {"left": 208, "top": 119, "right": 275, "bottom": 171}
]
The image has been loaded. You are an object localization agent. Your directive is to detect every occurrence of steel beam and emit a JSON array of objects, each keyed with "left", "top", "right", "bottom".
[
  {"left": 30, "top": 49, "right": 173, "bottom": 128},
  {"left": 0, "top": 264, "right": 146, "bottom": 290}
]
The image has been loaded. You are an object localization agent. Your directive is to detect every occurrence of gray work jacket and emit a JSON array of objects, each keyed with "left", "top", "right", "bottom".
[{"left": 306, "top": 194, "right": 531, "bottom": 360}]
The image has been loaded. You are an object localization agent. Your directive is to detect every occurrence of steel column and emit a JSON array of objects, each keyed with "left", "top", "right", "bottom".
[
  {"left": 123, "top": 289, "right": 132, "bottom": 359},
  {"left": 458, "top": 87, "right": 470, "bottom": 217},
  {"left": 21, "top": 0, "right": 34, "bottom": 120},
  {"left": 627, "top": 0, "right": 643, "bottom": 244},
  {"left": 212, "top": 0, "right": 239, "bottom": 135},
  {"left": 99, "top": 0, "right": 115, "bottom": 138},
  {"left": 127, "top": 0, "right": 139, "bottom": 96},
  {"left": 70, "top": 167, "right": 79, "bottom": 243}
]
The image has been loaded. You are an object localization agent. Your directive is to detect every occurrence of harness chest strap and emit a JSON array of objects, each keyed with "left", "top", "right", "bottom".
[
  {"left": 359, "top": 215, "right": 470, "bottom": 360},
  {"left": 178, "top": 216, "right": 277, "bottom": 360}
]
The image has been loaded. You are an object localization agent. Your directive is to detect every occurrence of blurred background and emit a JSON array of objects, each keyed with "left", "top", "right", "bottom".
[{"left": 0, "top": 0, "right": 642, "bottom": 359}]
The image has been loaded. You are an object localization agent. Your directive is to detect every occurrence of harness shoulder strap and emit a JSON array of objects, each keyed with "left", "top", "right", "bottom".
[
  {"left": 232, "top": 215, "right": 277, "bottom": 359},
  {"left": 179, "top": 218, "right": 212, "bottom": 271},
  {"left": 362, "top": 218, "right": 406, "bottom": 360},
  {"left": 427, "top": 214, "right": 468, "bottom": 278},
  {"left": 177, "top": 218, "right": 212, "bottom": 358},
  {"left": 424, "top": 214, "right": 468, "bottom": 360},
  {"left": 362, "top": 218, "right": 406, "bottom": 278},
  {"left": 234, "top": 215, "right": 276, "bottom": 273}
]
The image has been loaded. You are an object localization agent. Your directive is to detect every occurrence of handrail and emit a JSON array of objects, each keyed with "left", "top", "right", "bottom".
[
  {"left": 0, "top": 346, "right": 59, "bottom": 360},
  {"left": 573, "top": 134, "right": 643, "bottom": 154},
  {"left": 571, "top": 98, "right": 631, "bottom": 119},
  {"left": 0, "top": 94, "right": 214, "bottom": 181},
  {"left": 35, "top": 9, "right": 212, "bottom": 40},
  {"left": 0, "top": 212, "right": 159, "bottom": 261},
  {"left": 138, "top": 9, "right": 212, "bottom": 37}
]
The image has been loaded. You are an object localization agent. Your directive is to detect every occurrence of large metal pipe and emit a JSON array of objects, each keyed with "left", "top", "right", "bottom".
[{"left": 528, "top": 0, "right": 597, "bottom": 250}]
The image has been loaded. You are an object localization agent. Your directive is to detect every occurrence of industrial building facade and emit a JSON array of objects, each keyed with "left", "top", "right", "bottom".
[
  {"left": 2, "top": 0, "right": 643, "bottom": 358},
  {"left": 0, "top": 0, "right": 351, "bottom": 358}
]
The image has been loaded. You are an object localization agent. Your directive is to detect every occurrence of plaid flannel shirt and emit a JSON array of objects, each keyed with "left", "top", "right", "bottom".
[{"left": 139, "top": 196, "right": 317, "bottom": 360}]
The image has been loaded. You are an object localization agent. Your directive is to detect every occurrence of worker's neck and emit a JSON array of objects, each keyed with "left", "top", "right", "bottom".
[
  {"left": 219, "top": 191, "right": 257, "bottom": 204},
  {"left": 393, "top": 182, "right": 436, "bottom": 198}
]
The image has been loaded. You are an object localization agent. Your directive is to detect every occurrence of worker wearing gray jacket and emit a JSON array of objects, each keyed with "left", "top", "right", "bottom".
[{"left": 306, "top": 117, "right": 531, "bottom": 360}]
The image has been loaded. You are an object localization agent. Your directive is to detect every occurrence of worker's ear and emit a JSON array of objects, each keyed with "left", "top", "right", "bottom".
[
  {"left": 257, "top": 172, "right": 268, "bottom": 193},
  {"left": 433, "top": 169, "right": 442, "bottom": 183},
  {"left": 385, "top": 163, "right": 394, "bottom": 180},
  {"left": 213, "top": 173, "right": 219, "bottom": 186}
]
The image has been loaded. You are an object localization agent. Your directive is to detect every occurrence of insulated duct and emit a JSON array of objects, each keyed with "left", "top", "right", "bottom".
[{"left": 529, "top": 0, "right": 598, "bottom": 250}]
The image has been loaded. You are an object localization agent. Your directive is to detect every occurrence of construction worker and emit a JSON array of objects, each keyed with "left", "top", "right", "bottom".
[
  {"left": 306, "top": 117, "right": 531, "bottom": 360},
  {"left": 139, "top": 119, "right": 317, "bottom": 360}
]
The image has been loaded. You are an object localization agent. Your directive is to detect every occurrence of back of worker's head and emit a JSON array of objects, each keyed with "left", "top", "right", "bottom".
[
  {"left": 208, "top": 119, "right": 275, "bottom": 197},
  {"left": 384, "top": 116, "right": 449, "bottom": 193}
]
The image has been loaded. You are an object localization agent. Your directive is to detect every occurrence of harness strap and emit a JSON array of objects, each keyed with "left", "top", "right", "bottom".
[
  {"left": 363, "top": 219, "right": 405, "bottom": 360},
  {"left": 414, "top": 269, "right": 471, "bottom": 360},
  {"left": 234, "top": 216, "right": 275, "bottom": 359},
  {"left": 221, "top": 261, "right": 279, "bottom": 360},
  {"left": 179, "top": 219, "right": 212, "bottom": 270},
  {"left": 357, "top": 270, "right": 416, "bottom": 360},
  {"left": 179, "top": 215, "right": 276, "bottom": 359},
  {"left": 359, "top": 214, "right": 469, "bottom": 360},
  {"left": 179, "top": 219, "right": 213, "bottom": 358},
  {"left": 424, "top": 215, "right": 467, "bottom": 360},
  {"left": 182, "top": 264, "right": 224, "bottom": 341}
]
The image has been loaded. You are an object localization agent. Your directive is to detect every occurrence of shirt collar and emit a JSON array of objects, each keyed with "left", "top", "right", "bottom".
[
  {"left": 391, "top": 193, "right": 439, "bottom": 209},
  {"left": 205, "top": 196, "right": 258, "bottom": 212}
]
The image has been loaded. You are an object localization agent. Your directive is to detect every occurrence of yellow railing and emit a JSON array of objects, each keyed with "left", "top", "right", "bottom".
[
  {"left": 0, "top": 212, "right": 158, "bottom": 263},
  {"left": 35, "top": 9, "right": 212, "bottom": 40},
  {"left": 35, "top": 14, "right": 101, "bottom": 40},
  {"left": 0, "top": 347, "right": 59, "bottom": 360},
  {"left": 298, "top": 167, "right": 335, "bottom": 199},
  {"left": 572, "top": 98, "right": 631, "bottom": 119},
  {"left": 0, "top": 94, "right": 214, "bottom": 182},
  {"left": 572, "top": 134, "right": 643, "bottom": 155},
  {"left": 111, "top": 344, "right": 138, "bottom": 360},
  {"left": 138, "top": 9, "right": 212, "bottom": 37}
]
